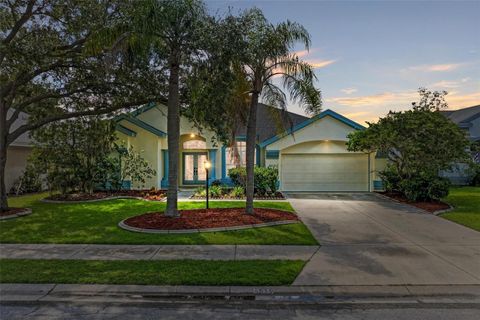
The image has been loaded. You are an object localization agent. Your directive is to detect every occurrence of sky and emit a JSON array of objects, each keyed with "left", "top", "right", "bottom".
[{"left": 206, "top": 0, "right": 480, "bottom": 125}]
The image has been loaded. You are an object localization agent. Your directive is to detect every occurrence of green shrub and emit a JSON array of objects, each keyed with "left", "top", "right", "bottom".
[
  {"left": 209, "top": 185, "right": 222, "bottom": 197},
  {"left": 470, "top": 165, "right": 480, "bottom": 186},
  {"left": 210, "top": 179, "right": 222, "bottom": 187},
  {"left": 398, "top": 175, "right": 450, "bottom": 201},
  {"left": 194, "top": 187, "right": 206, "bottom": 197},
  {"left": 9, "top": 164, "right": 43, "bottom": 195},
  {"left": 230, "top": 186, "right": 245, "bottom": 198},
  {"left": 227, "top": 166, "right": 278, "bottom": 195}
]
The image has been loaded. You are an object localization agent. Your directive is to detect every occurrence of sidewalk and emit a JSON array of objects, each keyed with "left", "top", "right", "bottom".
[
  {"left": 2, "top": 283, "right": 480, "bottom": 304},
  {"left": 0, "top": 244, "right": 318, "bottom": 261}
]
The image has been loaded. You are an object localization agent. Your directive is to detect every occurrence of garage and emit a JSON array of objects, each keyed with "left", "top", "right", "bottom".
[{"left": 281, "top": 153, "right": 369, "bottom": 192}]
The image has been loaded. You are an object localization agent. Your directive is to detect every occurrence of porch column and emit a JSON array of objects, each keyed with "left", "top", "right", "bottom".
[
  {"left": 208, "top": 149, "right": 217, "bottom": 183},
  {"left": 161, "top": 149, "right": 169, "bottom": 188}
]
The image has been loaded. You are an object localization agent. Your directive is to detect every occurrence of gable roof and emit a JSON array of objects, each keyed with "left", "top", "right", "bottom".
[
  {"left": 259, "top": 109, "right": 365, "bottom": 148},
  {"left": 115, "top": 114, "right": 167, "bottom": 137},
  {"left": 235, "top": 103, "right": 309, "bottom": 142},
  {"left": 441, "top": 105, "right": 480, "bottom": 125}
]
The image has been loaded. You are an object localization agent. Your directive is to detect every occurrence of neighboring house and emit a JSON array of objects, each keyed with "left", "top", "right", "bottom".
[
  {"left": 116, "top": 103, "right": 384, "bottom": 192},
  {"left": 440, "top": 105, "right": 480, "bottom": 185},
  {"left": 5, "top": 110, "right": 33, "bottom": 192}
]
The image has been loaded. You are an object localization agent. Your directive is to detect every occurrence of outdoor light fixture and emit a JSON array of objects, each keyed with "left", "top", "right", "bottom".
[
  {"left": 190, "top": 133, "right": 195, "bottom": 138},
  {"left": 204, "top": 160, "right": 211, "bottom": 209}
]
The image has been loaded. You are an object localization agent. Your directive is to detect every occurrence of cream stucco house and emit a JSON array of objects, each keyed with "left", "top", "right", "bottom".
[{"left": 115, "top": 103, "right": 385, "bottom": 192}]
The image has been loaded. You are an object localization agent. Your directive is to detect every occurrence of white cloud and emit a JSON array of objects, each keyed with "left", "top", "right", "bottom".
[{"left": 341, "top": 87, "right": 357, "bottom": 95}]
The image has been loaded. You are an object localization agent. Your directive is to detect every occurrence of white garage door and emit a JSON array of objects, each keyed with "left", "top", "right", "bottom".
[{"left": 281, "top": 154, "right": 369, "bottom": 191}]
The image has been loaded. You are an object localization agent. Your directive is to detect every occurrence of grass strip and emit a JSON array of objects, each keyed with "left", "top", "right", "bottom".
[{"left": 0, "top": 259, "right": 304, "bottom": 286}]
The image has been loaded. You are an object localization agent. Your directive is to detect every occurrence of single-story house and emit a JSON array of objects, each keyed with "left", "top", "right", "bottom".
[
  {"left": 115, "top": 103, "right": 385, "bottom": 192},
  {"left": 440, "top": 104, "right": 480, "bottom": 185},
  {"left": 5, "top": 110, "right": 33, "bottom": 192}
]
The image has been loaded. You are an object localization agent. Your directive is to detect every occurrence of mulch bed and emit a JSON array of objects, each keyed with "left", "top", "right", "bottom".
[
  {"left": 123, "top": 208, "right": 299, "bottom": 230},
  {"left": 378, "top": 192, "right": 451, "bottom": 213},
  {"left": 0, "top": 207, "right": 28, "bottom": 217},
  {"left": 45, "top": 189, "right": 166, "bottom": 202}
]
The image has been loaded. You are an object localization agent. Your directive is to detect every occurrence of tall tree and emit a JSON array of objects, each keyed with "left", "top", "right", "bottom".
[
  {"left": 238, "top": 9, "right": 322, "bottom": 214},
  {"left": 0, "top": 0, "right": 162, "bottom": 211},
  {"left": 128, "top": 0, "right": 209, "bottom": 217},
  {"left": 347, "top": 89, "right": 471, "bottom": 200}
]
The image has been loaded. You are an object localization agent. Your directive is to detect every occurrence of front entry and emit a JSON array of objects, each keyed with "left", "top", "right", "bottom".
[{"left": 182, "top": 152, "right": 207, "bottom": 185}]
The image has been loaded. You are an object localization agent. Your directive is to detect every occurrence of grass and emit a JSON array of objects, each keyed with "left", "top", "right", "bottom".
[
  {"left": 0, "top": 193, "right": 317, "bottom": 245},
  {"left": 0, "top": 259, "right": 304, "bottom": 286},
  {"left": 441, "top": 186, "right": 480, "bottom": 231}
]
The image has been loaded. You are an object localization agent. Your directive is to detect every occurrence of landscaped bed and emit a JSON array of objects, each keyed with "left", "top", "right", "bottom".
[
  {"left": 0, "top": 259, "right": 305, "bottom": 286},
  {"left": 378, "top": 191, "right": 451, "bottom": 213},
  {"left": 43, "top": 189, "right": 166, "bottom": 202},
  {"left": 0, "top": 193, "right": 317, "bottom": 245},
  {"left": 0, "top": 207, "right": 31, "bottom": 220},
  {"left": 122, "top": 208, "right": 299, "bottom": 231}
]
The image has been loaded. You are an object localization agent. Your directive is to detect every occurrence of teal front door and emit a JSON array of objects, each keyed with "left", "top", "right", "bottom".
[{"left": 183, "top": 152, "right": 208, "bottom": 185}]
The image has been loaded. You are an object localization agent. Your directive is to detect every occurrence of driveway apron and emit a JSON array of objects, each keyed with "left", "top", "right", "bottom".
[{"left": 287, "top": 193, "right": 480, "bottom": 286}]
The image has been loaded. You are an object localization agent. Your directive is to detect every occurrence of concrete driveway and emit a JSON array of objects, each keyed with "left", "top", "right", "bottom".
[{"left": 286, "top": 193, "right": 480, "bottom": 286}]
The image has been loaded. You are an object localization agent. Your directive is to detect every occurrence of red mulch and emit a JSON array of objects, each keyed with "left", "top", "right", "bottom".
[
  {"left": 379, "top": 192, "right": 451, "bottom": 213},
  {"left": 0, "top": 207, "right": 28, "bottom": 217},
  {"left": 46, "top": 190, "right": 166, "bottom": 202},
  {"left": 124, "top": 208, "right": 299, "bottom": 230}
]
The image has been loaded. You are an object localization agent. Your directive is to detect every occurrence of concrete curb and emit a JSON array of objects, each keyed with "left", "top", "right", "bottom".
[
  {"left": 0, "top": 208, "right": 32, "bottom": 221},
  {"left": 2, "top": 283, "right": 480, "bottom": 304},
  {"left": 118, "top": 219, "right": 300, "bottom": 234},
  {"left": 432, "top": 204, "right": 455, "bottom": 216},
  {"left": 40, "top": 196, "right": 166, "bottom": 204}
]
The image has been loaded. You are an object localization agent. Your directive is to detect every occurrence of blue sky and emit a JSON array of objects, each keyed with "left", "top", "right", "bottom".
[{"left": 206, "top": 0, "right": 480, "bottom": 124}]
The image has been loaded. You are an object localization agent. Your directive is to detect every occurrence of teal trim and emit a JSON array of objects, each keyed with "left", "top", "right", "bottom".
[
  {"left": 208, "top": 149, "right": 217, "bottom": 181},
  {"left": 115, "top": 124, "right": 137, "bottom": 137},
  {"left": 266, "top": 150, "right": 280, "bottom": 159},
  {"left": 182, "top": 152, "right": 207, "bottom": 185},
  {"left": 161, "top": 150, "right": 169, "bottom": 188},
  {"left": 115, "top": 115, "right": 167, "bottom": 137},
  {"left": 221, "top": 145, "right": 227, "bottom": 179},
  {"left": 259, "top": 109, "right": 365, "bottom": 148}
]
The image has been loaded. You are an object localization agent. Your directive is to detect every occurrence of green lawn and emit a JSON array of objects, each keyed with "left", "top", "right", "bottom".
[
  {"left": 441, "top": 186, "right": 480, "bottom": 231},
  {"left": 0, "top": 259, "right": 304, "bottom": 285},
  {"left": 0, "top": 193, "right": 317, "bottom": 245}
]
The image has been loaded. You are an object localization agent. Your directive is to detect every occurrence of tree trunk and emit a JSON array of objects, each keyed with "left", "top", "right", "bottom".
[
  {"left": 245, "top": 91, "right": 259, "bottom": 214},
  {"left": 0, "top": 104, "right": 9, "bottom": 211},
  {"left": 165, "top": 58, "right": 180, "bottom": 217}
]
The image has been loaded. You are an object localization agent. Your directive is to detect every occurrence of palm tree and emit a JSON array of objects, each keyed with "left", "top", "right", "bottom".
[
  {"left": 127, "top": 0, "right": 208, "bottom": 217},
  {"left": 239, "top": 9, "right": 322, "bottom": 214}
]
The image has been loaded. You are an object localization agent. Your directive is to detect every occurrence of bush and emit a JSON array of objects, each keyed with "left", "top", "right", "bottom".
[
  {"left": 398, "top": 175, "right": 450, "bottom": 201},
  {"left": 209, "top": 185, "right": 222, "bottom": 197},
  {"left": 227, "top": 166, "right": 278, "bottom": 195},
  {"left": 210, "top": 179, "right": 222, "bottom": 187},
  {"left": 230, "top": 186, "right": 245, "bottom": 198},
  {"left": 194, "top": 187, "right": 206, "bottom": 197},
  {"left": 470, "top": 165, "right": 480, "bottom": 186},
  {"left": 9, "top": 164, "right": 43, "bottom": 195}
]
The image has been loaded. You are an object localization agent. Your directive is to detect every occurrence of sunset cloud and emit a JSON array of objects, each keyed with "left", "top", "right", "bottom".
[
  {"left": 326, "top": 91, "right": 417, "bottom": 107},
  {"left": 446, "top": 91, "right": 480, "bottom": 108},
  {"left": 308, "top": 59, "right": 336, "bottom": 69},
  {"left": 407, "top": 63, "right": 464, "bottom": 72}
]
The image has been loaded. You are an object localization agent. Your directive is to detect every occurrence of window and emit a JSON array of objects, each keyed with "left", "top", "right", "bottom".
[
  {"left": 225, "top": 141, "right": 256, "bottom": 172},
  {"left": 183, "top": 140, "right": 206, "bottom": 149}
]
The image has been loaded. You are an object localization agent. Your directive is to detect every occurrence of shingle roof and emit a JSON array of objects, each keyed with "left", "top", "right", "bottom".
[
  {"left": 440, "top": 105, "right": 480, "bottom": 124},
  {"left": 235, "top": 103, "right": 309, "bottom": 142}
]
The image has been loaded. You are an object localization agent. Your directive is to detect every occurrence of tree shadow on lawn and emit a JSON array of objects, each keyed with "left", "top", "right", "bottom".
[{"left": 1, "top": 196, "right": 317, "bottom": 245}]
